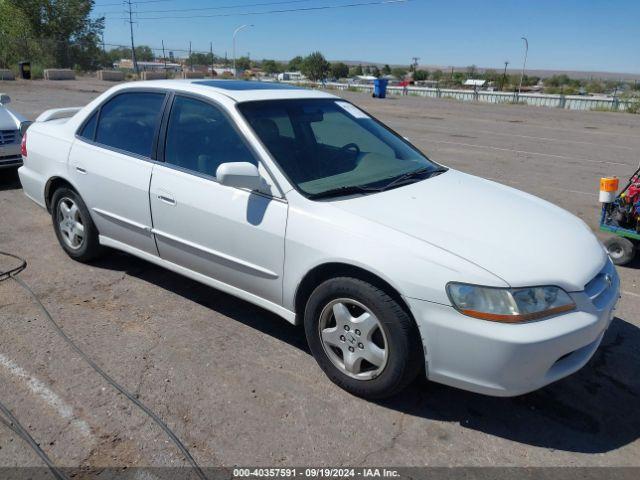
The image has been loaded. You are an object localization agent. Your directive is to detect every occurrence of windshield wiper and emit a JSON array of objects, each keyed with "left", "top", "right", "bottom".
[
  {"left": 380, "top": 167, "right": 448, "bottom": 192},
  {"left": 307, "top": 184, "right": 382, "bottom": 200}
]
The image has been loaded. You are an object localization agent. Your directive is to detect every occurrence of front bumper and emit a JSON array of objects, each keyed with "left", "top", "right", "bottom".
[
  {"left": 406, "top": 261, "right": 620, "bottom": 397},
  {"left": 0, "top": 143, "right": 22, "bottom": 169}
]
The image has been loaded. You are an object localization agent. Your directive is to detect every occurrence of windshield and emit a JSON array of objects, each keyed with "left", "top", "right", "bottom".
[{"left": 237, "top": 99, "right": 443, "bottom": 197}]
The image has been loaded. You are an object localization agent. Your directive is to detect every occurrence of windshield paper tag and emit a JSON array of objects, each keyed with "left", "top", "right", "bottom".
[{"left": 336, "top": 101, "right": 370, "bottom": 119}]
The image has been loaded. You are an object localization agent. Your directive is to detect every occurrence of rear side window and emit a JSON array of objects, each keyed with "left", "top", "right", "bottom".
[
  {"left": 164, "top": 95, "right": 257, "bottom": 177},
  {"left": 79, "top": 111, "right": 98, "bottom": 140},
  {"left": 95, "top": 92, "right": 165, "bottom": 157}
]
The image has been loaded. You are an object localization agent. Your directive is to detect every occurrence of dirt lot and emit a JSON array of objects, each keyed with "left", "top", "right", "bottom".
[{"left": 0, "top": 78, "right": 639, "bottom": 472}]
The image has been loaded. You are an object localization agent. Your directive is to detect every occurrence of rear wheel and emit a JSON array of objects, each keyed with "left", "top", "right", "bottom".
[
  {"left": 51, "top": 188, "right": 103, "bottom": 262},
  {"left": 604, "top": 236, "right": 636, "bottom": 266},
  {"left": 304, "top": 277, "right": 423, "bottom": 399}
]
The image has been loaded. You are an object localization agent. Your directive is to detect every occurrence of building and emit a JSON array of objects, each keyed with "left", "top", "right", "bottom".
[
  {"left": 353, "top": 75, "right": 378, "bottom": 84},
  {"left": 277, "top": 71, "right": 305, "bottom": 81},
  {"left": 114, "top": 59, "right": 182, "bottom": 72},
  {"left": 211, "top": 66, "right": 236, "bottom": 77},
  {"left": 463, "top": 79, "right": 487, "bottom": 89}
]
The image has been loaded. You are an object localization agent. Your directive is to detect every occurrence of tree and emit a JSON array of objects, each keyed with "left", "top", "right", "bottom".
[
  {"left": 413, "top": 69, "right": 429, "bottom": 81},
  {"left": 0, "top": 1, "right": 40, "bottom": 68},
  {"left": 483, "top": 69, "right": 499, "bottom": 82},
  {"left": 288, "top": 55, "right": 304, "bottom": 71},
  {"left": 382, "top": 64, "right": 391, "bottom": 75},
  {"left": 301, "top": 51, "right": 330, "bottom": 81},
  {"left": 103, "top": 45, "right": 155, "bottom": 67},
  {"left": 330, "top": 62, "right": 349, "bottom": 79},
  {"left": 431, "top": 69, "right": 443, "bottom": 81},
  {"left": 466, "top": 64, "right": 477, "bottom": 77},
  {"left": 352, "top": 64, "right": 363, "bottom": 76},
  {"left": 371, "top": 66, "right": 381, "bottom": 78},
  {"left": 391, "top": 67, "right": 406, "bottom": 79},
  {"left": 452, "top": 71, "right": 466, "bottom": 85},
  {"left": 135, "top": 45, "right": 154, "bottom": 62},
  {"left": 235, "top": 56, "right": 251, "bottom": 71},
  {"left": 261, "top": 59, "right": 282, "bottom": 75},
  {"left": 188, "top": 52, "right": 216, "bottom": 66},
  {"left": 9, "top": 0, "right": 105, "bottom": 70}
]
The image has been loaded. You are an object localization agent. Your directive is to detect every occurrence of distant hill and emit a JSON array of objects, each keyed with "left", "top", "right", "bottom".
[{"left": 330, "top": 60, "right": 640, "bottom": 81}]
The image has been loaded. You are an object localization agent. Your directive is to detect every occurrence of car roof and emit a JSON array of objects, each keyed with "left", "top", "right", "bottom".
[{"left": 121, "top": 79, "right": 338, "bottom": 103}]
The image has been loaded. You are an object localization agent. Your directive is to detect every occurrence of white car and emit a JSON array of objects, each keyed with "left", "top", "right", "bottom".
[
  {"left": 19, "top": 80, "right": 619, "bottom": 399},
  {"left": 0, "top": 94, "right": 29, "bottom": 170}
]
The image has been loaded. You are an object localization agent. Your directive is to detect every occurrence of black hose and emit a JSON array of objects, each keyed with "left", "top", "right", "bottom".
[
  {"left": 0, "top": 401, "right": 69, "bottom": 480},
  {"left": 0, "top": 251, "right": 208, "bottom": 480}
]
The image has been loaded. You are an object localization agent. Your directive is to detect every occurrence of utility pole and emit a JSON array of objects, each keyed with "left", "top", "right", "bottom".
[
  {"left": 502, "top": 60, "right": 509, "bottom": 91},
  {"left": 411, "top": 56, "right": 419, "bottom": 72},
  {"left": 210, "top": 42, "right": 214, "bottom": 77},
  {"left": 518, "top": 36, "right": 528, "bottom": 96},
  {"left": 162, "top": 40, "right": 167, "bottom": 78},
  {"left": 189, "top": 41, "right": 192, "bottom": 72},
  {"left": 125, "top": 0, "right": 138, "bottom": 75}
]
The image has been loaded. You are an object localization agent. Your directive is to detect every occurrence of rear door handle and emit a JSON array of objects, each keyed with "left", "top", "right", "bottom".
[
  {"left": 157, "top": 194, "right": 176, "bottom": 205},
  {"left": 75, "top": 166, "right": 87, "bottom": 174}
]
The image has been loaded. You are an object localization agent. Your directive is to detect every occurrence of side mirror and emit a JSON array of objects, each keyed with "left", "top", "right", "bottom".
[
  {"left": 20, "top": 121, "right": 32, "bottom": 136},
  {"left": 216, "top": 162, "right": 261, "bottom": 191},
  {"left": 0, "top": 94, "right": 10, "bottom": 105}
]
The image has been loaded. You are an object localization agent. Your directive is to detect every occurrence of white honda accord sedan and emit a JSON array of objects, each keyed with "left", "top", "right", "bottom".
[{"left": 18, "top": 80, "right": 619, "bottom": 399}]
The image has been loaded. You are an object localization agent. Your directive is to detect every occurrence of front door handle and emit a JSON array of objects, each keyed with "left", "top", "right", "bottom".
[
  {"left": 75, "top": 166, "right": 87, "bottom": 174},
  {"left": 157, "top": 194, "right": 176, "bottom": 205}
]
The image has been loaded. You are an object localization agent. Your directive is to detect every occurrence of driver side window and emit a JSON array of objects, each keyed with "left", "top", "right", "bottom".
[{"left": 164, "top": 96, "right": 257, "bottom": 177}]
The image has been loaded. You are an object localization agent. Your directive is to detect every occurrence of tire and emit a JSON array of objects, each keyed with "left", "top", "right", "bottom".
[
  {"left": 304, "top": 277, "right": 423, "bottom": 399},
  {"left": 604, "top": 236, "right": 636, "bottom": 266},
  {"left": 51, "top": 187, "right": 104, "bottom": 262}
]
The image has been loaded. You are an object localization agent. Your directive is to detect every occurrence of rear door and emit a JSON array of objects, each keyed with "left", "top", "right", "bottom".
[
  {"left": 68, "top": 90, "right": 167, "bottom": 255},
  {"left": 149, "top": 94, "right": 287, "bottom": 305}
]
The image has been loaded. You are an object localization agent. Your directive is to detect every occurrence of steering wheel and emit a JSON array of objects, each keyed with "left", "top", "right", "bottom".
[
  {"left": 339, "top": 143, "right": 360, "bottom": 157},
  {"left": 325, "top": 142, "right": 360, "bottom": 165}
]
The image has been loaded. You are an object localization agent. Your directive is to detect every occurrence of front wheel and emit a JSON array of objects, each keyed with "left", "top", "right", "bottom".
[
  {"left": 604, "top": 236, "right": 636, "bottom": 266},
  {"left": 304, "top": 277, "right": 423, "bottom": 399}
]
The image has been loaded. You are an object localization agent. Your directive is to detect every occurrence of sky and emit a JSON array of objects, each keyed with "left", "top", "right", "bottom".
[{"left": 95, "top": 0, "right": 640, "bottom": 74}]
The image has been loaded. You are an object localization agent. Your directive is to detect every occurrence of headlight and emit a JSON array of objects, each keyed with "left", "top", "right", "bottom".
[{"left": 446, "top": 283, "right": 575, "bottom": 323}]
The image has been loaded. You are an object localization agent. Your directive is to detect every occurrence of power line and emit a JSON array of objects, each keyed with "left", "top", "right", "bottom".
[
  {"left": 103, "top": 42, "right": 213, "bottom": 55},
  {"left": 97, "top": 0, "right": 315, "bottom": 16},
  {"left": 111, "top": 0, "right": 410, "bottom": 21},
  {"left": 95, "top": 0, "right": 175, "bottom": 6}
]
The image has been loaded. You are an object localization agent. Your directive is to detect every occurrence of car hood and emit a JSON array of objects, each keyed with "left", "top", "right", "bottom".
[
  {"left": 331, "top": 169, "right": 606, "bottom": 291},
  {"left": 0, "top": 107, "right": 24, "bottom": 130}
]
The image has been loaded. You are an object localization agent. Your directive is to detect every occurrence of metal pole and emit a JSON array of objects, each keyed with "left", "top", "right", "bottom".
[
  {"left": 189, "top": 41, "right": 192, "bottom": 72},
  {"left": 162, "top": 40, "right": 167, "bottom": 78},
  {"left": 502, "top": 60, "right": 509, "bottom": 91},
  {"left": 233, "top": 24, "right": 253, "bottom": 78},
  {"left": 518, "top": 36, "right": 528, "bottom": 96},
  {"left": 126, "top": 0, "right": 138, "bottom": 75},
  {"left": 210, "top": 42, "right": 214, "bottom": 77}
]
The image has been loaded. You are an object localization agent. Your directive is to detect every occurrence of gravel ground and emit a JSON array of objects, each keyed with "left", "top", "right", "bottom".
[{"left": 0, "top": 78, "right": 639, "bottom": 474}]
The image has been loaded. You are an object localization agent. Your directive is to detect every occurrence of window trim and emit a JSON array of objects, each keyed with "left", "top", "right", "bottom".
[{"left": 75, "top": 88, "right": 170, "bottom": 162}]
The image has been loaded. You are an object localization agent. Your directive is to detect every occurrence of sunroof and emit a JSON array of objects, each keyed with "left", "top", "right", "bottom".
[{"left": 193, "top": 80, "right": 303, "bottom": 91}]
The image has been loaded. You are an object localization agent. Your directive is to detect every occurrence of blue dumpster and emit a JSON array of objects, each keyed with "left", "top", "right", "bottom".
[{"left": 373, "top": 79, "right": 388, "bottom": 98}]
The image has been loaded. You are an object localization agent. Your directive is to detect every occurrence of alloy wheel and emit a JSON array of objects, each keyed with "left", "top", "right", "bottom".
[
  {"left": 318, "top": 298, "right": 388, "bottom": 380},
  {"left": 57, "top": 197, "right": 85, "bottom": 250}
]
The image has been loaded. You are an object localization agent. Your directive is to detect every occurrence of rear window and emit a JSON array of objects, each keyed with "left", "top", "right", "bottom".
[{"left": 94, "top": 92, "right": 165, "bottom": 158}]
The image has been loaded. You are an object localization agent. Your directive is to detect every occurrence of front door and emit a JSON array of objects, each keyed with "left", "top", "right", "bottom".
[{"left": 149, "top": 94, "right": 287, "bottom": 305}]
